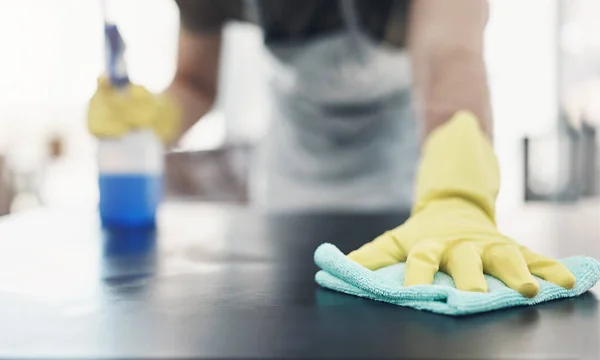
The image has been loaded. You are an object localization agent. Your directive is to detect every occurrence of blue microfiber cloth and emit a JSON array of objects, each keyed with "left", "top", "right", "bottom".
[{"left": 314, "top": 243, "right": 600, "bottom": 316}]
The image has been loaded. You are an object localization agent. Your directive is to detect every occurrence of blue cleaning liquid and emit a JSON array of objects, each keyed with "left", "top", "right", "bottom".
[{"left": 99, "top": 174, "right": 163, "bottom": 228}]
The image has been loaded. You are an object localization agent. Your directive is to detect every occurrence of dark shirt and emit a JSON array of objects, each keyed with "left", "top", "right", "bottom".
[{"left": 174, "top": 0, "right": 411, "bottom": 48}]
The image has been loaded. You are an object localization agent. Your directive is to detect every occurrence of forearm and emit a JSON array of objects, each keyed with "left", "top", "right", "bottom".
[
  {"left": 409, "top": 0, "right": 492, "bottom": 141},
  {"left": 166, "top": 78, "right": 216, "bottom": 142},
  {"left": 165, "top": 29, "right": 221, "bottom": 144},
  {"left": 415, "top": 49, "right": 492, "bottom": 138}
]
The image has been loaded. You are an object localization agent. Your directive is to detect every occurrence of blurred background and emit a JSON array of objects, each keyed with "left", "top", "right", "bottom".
[{"left": 0, "top": 0, "right": 597, "bottom": 227}]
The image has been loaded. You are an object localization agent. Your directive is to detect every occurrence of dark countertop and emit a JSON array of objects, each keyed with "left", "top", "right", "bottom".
[{"left": 1, "top": 202, "right": 599, "bottom": 359}]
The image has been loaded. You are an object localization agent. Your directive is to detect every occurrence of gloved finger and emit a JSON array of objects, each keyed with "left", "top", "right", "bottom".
[
  {"left": 87, "top": 116, "right": 130, "bottom": 138},
  {"left": 483, "top": 244, "right": 539, "bottom": 298},
  {"left": 87, "top": 98, "right": 130, "bottom": 138},
  {"left": 124, "top": 105, "right": 156, "bottom": 129},
  {"left": 404, "top": 241, "right": 445, "bottom": 287},
  {"left": 347, "top": 231, "right": 407, "bottom": 270},
  {"left": 443, "top": 242, "right": 487, "bottom": 293},
  {"left": 520, "top": 247, "right": 576, "bottom": 289},
  {"left": 129, "top": 84, "right": 151, "bottom": 98},
  {"left": 96, "top": 76, "right": 114, "bottom": 92}
]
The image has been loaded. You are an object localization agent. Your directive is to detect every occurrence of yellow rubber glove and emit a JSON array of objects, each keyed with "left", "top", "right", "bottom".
[
  {"left": 87, "top": 77, "right": 181, "bottom": 144},
  {"left": 348, "top": 111, "right": 576, "bottom": 298}
]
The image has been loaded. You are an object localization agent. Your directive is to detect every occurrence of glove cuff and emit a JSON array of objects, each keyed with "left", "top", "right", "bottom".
[{"left": 412, "top": 111, "right": 500, "bottom": 221}]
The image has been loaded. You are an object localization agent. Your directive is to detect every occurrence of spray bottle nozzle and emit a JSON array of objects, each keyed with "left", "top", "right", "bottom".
[{"left": 104, "top": 23, "right": 129, "bottom": 88}]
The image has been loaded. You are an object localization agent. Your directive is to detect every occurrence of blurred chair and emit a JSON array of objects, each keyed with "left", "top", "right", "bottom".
[
  {"left": 164, "top": 144, "right": 252, "bottom": 203},
  {"left": 523, "top": 110, "right": 599, "bottom": 202}
]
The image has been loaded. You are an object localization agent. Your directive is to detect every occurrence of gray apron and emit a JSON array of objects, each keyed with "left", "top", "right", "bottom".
[{"left": 247, "top": 0, "right": 420, "bottom": 211}]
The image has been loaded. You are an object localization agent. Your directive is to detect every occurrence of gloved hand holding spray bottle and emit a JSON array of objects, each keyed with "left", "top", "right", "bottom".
[{"left": 89, "top": 1, "right": 179, "bottom": 227}]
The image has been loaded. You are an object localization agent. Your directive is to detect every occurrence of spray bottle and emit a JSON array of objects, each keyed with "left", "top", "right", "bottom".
[{"left": 97, "top": 19, "right": 164, "bottom": 228}]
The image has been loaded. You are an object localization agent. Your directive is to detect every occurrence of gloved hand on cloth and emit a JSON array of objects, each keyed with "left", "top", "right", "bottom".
[
  {"left": 348, "top": 111, "right": 576, "bottom": 298},
  {"left": 87, "top": 77, "right": 181, "bottom": 144}
]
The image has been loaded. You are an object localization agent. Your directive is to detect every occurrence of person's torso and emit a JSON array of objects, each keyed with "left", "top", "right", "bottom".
[
  {"left": 176, "top": 0, "right": 411, "bottom": 48},
  {"left": 176, "top": 0, "right": 419, "bottom": 211}
]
